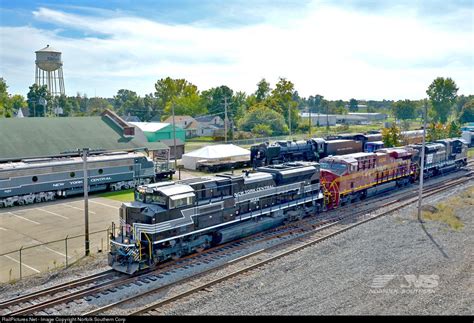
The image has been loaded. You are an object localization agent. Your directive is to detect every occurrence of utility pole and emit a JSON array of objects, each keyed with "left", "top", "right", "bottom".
[
  {"left": 309, "top": 106, "right": 312, "bottom": 137},
  {"left": 224, "top": 96, "right": 228, "bottom": 143},
  {"left": 171, "top": 102, "right": 177, "bottom": 169},
  {"left": 326, "top": 102, "right": 329, "bottom": 137},
  {"left": 81, "top": 148, "right": 90, "bottom": 256},
  {"left": 288, "top": 102, "right": 292, "bottom": 138},
  {"left": 417, "top": 100, "right": 428, "bottom": 221}
]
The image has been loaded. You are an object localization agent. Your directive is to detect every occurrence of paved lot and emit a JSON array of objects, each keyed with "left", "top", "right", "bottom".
[{"left": 0, "top": 196, "right": 122, "bottom": 282}]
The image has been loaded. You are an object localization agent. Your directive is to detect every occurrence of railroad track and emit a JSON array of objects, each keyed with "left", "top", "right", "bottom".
[
  {"left": 3, "top": 167, "right": 472, "bottom": 316},
  {"left": 89, "top": 172, "right": 472, "bottom": 316}
]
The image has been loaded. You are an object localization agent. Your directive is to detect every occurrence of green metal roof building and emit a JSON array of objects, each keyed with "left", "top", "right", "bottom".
[
  {"left": 0, "top": 112, "right": 168, "bottom": 162},
  {"left": 129, "top": 122, "right": 186, "bottom": 142}
]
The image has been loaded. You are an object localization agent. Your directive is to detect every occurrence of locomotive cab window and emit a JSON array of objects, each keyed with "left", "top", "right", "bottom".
[{"left": 169, "top": 193, "right": 195, "bottom": 209}]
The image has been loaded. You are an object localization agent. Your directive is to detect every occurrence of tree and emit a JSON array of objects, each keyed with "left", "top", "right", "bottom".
[
  {"left": 459, "top": 99, "right": 474, "bottom": 124},
  {"left": 334, "top": 100, "right": 347, "bottom": 114},
  {"left": 27, "top": 83, "right": 51, "bottom": 117},
  {"left": 447, "top": 121, "right": 461, "bottom": 138},
  {"left": 426, "top": 77, "right": 458, "bottom": 123},
  {"left": 144, "top": 93, "right": 161, "bottom": 121},
  {"left": 307, "top": 95, "right": 325, "bottom": 114},
  {"left": 427, "top": 122, "right": 447, "bottom": 142},
  {"left": 8, "top": 94, "right": 27, "bottom": 117},
  {"left": 238, "top": 103, "right": 288, "bottom": 135},
  {"left": 267, "top": 77, "right": 299, "bottom": 131},
  {"left": 348, "top": 98, "right": 358, "bottom": 112},
  {"left": 0, "top": 78, "right": 8, "bottom": 117},
  {"left": 232, "top": 91, "right": 248, "bottom": 123},
  {"left": 88, "top": 97, "right": 114, "bottom": 116},
  {"left": 392, "top": 100, "right": 416, "bottom": 120},
  {"left": 252, "top": 124, "right": 273, "bottom": 137},
  {"left": 381, "top": 124, "right": 401, "bottom": 148},
  {"left": 167, "top": 93, "right": 207, "bottom": 117},
  {"left": 255, "top": 78, "right": 271, "bottom": 103},
  {"left": 154, "top": 77, "right": 204, "bottom": 117},
  {"left": 201, "top": 85, "right": 234, "bottom": 117}
]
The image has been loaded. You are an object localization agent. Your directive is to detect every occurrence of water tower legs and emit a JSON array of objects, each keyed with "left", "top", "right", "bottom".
[{"left": 35, "top": 66, "right": 65, "bottom": 97}]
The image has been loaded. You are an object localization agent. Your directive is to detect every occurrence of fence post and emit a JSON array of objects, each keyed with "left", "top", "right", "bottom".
[
  {"left": 65, "top": 235, "right": 69, "bottom": 268},
  {"left": 107, "top": 228, "right": 110, "bottom": 252},
  {"left": 19, "top": 246, "right": 23, "bottom": 280}
]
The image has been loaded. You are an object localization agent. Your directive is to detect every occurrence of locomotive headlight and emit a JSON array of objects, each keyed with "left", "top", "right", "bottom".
[{"left": 124, "top": 238, "right": 129, "bottom": 244}]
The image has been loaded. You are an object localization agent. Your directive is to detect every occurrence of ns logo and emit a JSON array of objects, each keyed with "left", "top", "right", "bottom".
[{"left": 371, "top": 274, "right": 439, "bottom": 289}]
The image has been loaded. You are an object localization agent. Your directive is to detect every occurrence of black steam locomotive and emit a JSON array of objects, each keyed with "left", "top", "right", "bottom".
[
  {"left": 249, "top": 131, "right": 429, "bottom": 167},
  {"left": 250, "top": 133, "right": 383, "bottom": 167}
]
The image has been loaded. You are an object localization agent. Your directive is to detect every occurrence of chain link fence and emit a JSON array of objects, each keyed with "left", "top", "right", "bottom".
[{"left": 0, "top": 227, "right": 116, "bottom": 283}]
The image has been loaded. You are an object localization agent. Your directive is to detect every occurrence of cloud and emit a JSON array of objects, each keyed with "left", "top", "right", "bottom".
[{"left": 0, "top": 2, "right": 472, "bottom": 100}]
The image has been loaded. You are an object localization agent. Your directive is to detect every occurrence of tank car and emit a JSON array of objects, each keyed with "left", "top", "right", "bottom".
[
  {"left": 108, "top": 162, "right": 323, "bottom": 274},
  {"left": 0, "top": 152, "right": 156, "bottom": 207}
]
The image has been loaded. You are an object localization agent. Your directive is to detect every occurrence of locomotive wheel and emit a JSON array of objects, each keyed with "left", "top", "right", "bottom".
[
  {"left": 171, "top": 252, "right": 182, "bottom": 260},
  {"left": 195, "top": 244, "right": 207, "bottom": 253}
]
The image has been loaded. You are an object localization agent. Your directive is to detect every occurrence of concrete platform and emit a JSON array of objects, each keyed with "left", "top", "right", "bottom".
[{"left": 0, "top": 196, "right": 122, "bottom": 282}]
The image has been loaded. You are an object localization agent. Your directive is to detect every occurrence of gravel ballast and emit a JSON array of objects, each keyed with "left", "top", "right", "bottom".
[{"left": 160, "top": 182, "right": 474, "bottom": 315}]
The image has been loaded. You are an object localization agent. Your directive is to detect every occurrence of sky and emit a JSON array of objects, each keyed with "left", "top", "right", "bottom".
[{"left": 0, "top": 0, "right": 473, "bottom": 100}]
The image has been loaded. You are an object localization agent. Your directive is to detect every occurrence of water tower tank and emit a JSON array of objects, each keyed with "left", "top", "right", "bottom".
[
  {"left": 34, "top": 45, "right": 65, "bottom": 100},
  {"left": 35, "top": 45, "right": 62, "bottom": 71}
]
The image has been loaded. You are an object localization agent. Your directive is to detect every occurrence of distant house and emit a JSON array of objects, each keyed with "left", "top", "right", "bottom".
[
  {"left": 122, "top": 114, "right": 141, "bottom": 122},
  {"left": 162, "top": 115, "right": 198, "bottom": 138},
  {"left": 194, "top": 115, "right": 226, "bottom": 137},
  {"left": 195, "top": 115, "right": 224, "bottom": 127}
]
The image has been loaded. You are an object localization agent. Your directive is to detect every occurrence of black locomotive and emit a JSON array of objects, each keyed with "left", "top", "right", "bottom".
[
  {"left": 109, "top": 162, "right": 323, "bottom": 274},
  {"left": 250, "top": 137, "right": 365, "bottom": 167}
]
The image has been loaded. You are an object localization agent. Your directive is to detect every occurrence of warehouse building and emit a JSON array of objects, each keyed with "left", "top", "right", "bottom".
[
  {"left": 0, "top": 110, "right": 169, "bottom": 162},
  {"left": 299, "top": 113, "right": 337, "bottom": 126},
  {"left": 348, "top": 112, "right": 387, "bottom": 121}
]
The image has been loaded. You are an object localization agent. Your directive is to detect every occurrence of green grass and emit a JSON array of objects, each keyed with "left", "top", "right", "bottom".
[
  {"left": 98, "top": 189, "right": 134, "bottom": 202},
  {"left": 420, "top": 187, "right": 474, "bottom": 231},
  {"left": 468, "top": 148, "right": 474, "bottom": 158},
  {"left": 421, "top": 204, "right": 464, "bottom": 231},
  {"left": 187, "top": 136, "right": 215, "bottom": 142}
]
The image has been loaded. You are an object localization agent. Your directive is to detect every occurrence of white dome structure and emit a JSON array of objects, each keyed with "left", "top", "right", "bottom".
[{"left": 182, "top": 144, "right": 250, "bottom": 170}]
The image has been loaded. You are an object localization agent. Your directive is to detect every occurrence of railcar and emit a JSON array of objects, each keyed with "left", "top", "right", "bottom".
[
  {"left": 108, "top": 162, "right": 323, "bottom": 274},
  {"left": 0, "top": 152, "right": 157, "bottom": 207},
  {"left": 407, "top": 138, "right": 468, "bottom": 177},
  {"left": 319, "top": 149, "right": 416, "bottom": 209},
  {"left": 250, "top": 130, "right": 424, "bottom": 167},
  {"left": 250, "top": 138, "right": 362, "bottom": 167}
]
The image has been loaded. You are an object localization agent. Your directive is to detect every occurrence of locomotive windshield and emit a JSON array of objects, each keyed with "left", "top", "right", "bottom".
[
  {"left": 319, "top": 162, "right": 347, "bottom": 175},
  {"left": 134, "top": 189, "right": 167, "bottom": 206}
]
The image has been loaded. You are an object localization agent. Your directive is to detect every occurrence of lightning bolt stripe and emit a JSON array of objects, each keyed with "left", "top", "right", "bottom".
[{"left": 370, "top": 275, "right": 396, "bottom": 288}]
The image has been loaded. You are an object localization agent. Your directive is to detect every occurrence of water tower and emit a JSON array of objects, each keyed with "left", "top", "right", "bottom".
[{"left": 35, "top": 45, "right": 65, "bottom": 96}]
